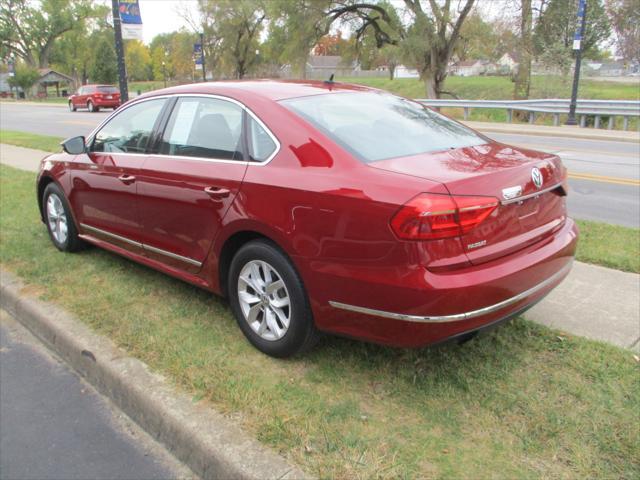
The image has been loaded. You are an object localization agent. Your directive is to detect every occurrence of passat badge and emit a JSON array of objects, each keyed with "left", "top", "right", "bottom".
[
  {"left": 531, "top": 167, "right": 543, "bottom": 189},
  {"left": 502, "top": 185, "right": 522, "bottom": 200}
]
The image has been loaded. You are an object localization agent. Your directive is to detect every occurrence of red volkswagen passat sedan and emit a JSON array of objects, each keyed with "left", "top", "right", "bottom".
[
  {"left": 68, "top": 84, "right": 121, "bottom": 112},
  {"left": 37, "top": 81, "right": 577, "bottom": 357}
]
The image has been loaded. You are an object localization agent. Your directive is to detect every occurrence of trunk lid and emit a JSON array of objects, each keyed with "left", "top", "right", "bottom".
[{"left": 371, "top": 142, "right": 568, "bottom": 265}]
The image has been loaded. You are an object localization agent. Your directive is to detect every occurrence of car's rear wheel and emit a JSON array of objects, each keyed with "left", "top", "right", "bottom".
[
  {"left": 42, "top": 183, "right": 84, "bottom": 252},
  {"left": 87, "top": 100, "right": 99, "bottom": 112},
  {"left": 228, "top": 240, "right": 320, "bottom": 357},
  {"left": 68, "top": 101, "right": 76, "bottom": 112}
]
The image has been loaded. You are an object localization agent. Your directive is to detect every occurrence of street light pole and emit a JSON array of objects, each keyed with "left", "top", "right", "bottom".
[
  {"left": 566, "top": 0, "right": 587, "bottom": 126},
  {"left": 111, "top": 0, "right": 129, "bottom": 102}
]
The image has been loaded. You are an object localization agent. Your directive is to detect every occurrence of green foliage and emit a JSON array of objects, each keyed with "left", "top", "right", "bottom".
[
  {"left": 90, "top": 37, "right": 117, "bottom": 85},
  {"left": 455, "top": 12, "right": 500, "bottom": 61},
  {"left": 6, "top": 65, "right": 40, "bottom": 96},
  {"left": 534, "top": 0, "right": 611, "bottom": 60},
  {"left": 150, "top": 31, "right": 197, "bottom": 82},
  {"left": 606, "top": 0, "right": 640, "bottom": 63},
  {"left": 199, "top": 0, "right": 267, "bottom": 79},
  {"left": 125, "top": 40, "right": 152, "bottom": 82},
  {"left": 0, "top": 0, "right": 97, "bottom": 68}
]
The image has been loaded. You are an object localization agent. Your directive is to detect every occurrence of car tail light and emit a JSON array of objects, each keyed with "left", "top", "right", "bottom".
[{"left": 390, "top": 193, "right": 498, "bottom": 240}]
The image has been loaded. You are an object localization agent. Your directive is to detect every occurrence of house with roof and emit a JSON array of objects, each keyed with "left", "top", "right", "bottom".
[{"left": 450, "top": 60, "right": 485, "bottom": 77}]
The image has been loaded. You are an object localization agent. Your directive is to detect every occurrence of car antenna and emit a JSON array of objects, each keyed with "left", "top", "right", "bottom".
[{"left": 324, "top": 73, "right": 335, "bottom": 85}]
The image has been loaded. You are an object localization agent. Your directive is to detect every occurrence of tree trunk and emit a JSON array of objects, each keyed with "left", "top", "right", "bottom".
[
  {"left": 513, "top": 0, "right": 532, "bottom": 102},
  {"left": 388, "top": 64, "right": 395, "bottom": 80},
  {"left": 423, "top": 74, "right": 439, "bottom": 99}
]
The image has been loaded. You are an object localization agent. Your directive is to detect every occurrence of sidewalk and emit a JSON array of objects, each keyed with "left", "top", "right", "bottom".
[
  {"left": 1, "top": 143, "right": 639, "bottom": 350},
  {"left": 464, "top": 120, "right": 640, "bottom": 143}
]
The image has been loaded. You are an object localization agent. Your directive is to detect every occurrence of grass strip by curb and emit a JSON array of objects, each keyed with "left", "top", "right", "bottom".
[
  {"left": 0, "top": 130, "right": 63, "bottom": 153},
  {"left": 1, "top": 163, "right": 638, "bottom": 479}
]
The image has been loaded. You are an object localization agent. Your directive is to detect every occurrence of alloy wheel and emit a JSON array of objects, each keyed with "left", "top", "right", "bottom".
[
  {"left": 46, "top": 193, "right": 68, "bottom": 244},
  {"left": 237, "top": 260, "right": 291, "bottom": 341}
]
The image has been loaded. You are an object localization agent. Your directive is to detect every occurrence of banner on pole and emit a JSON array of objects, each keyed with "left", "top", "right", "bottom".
[
  {"left": 119, "top": 0, "right": 143, "bottom": 41},
  {"left": 193, "top": 43, "right": 204, "bottom": 69},
  {"left": 572, "top": 0, "right": 586, "bottom": 50}
]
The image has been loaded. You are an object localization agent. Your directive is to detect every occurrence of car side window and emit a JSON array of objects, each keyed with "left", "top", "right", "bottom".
[
  {"left": 248, "top": 116, "right": 277, "bottom": 162},
  {"left": 78, "top": 87, "right": 84, "bottom": 95},
  {"left": 159, "top": 97, "right": 243, "bottom": 161},
  {"left": 91, "top": 98, "right": 165, "bottom": 153}
]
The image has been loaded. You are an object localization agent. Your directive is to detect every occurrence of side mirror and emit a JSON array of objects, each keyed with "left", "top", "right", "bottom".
[{"left": 61, "top": 136, "right": 87, "bottom": 155}]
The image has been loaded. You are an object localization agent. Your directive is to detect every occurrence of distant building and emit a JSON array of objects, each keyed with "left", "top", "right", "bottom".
[
  {"left": 395, "top": 65, "right": 420, "bottom": 78},
  {"left": 450, "top": 60, "right": 485, "bottom": 77},
  {"left": 497, "top": 53, "right": 518, "bottom": 72}
]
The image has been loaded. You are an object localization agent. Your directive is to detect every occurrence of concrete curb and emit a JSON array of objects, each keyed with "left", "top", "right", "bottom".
[{"left": 0, "top": 269, "right": 310, "bottom": 480}]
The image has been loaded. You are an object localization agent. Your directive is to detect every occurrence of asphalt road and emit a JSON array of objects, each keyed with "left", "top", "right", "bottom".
[
  {"left": 2, "top": 102, "right": 639, "bottom": 227},
  {"left": 0, "top": 310, "right": 192, "bottom": 480}
]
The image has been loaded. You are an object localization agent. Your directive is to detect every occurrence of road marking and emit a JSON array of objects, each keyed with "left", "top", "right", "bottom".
[
  {"left": 63, "top": 120, "right": 102, "bottom": 126},
  {"left": 568, "top": 172, "right": 640, "bottom": 186}
]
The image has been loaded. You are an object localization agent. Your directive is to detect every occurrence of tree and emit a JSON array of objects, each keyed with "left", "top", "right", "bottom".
[
  {"left": 606, "top": 0, "right": 640, "bottom": 64},
  {"left": 513, "top": 0, "right": 532, "bottom": 101},
  {"left": 7, "top": 64, "right": 39, "bottom": 97},
  {"left": 197, "top": 0, "right": 267, "bottom": 79},
  {"left": 534, "top": 0, "right": 611, "bottom": 60},
  {"left": 0, "top": 0, "right": 96, "bottom": 68},
  {"left": 125, "top": 40, "right": 151, "bottom": 81},
  {"left": 265, "top": 0, "right": 332, "bottom": 78},
  {"left": 90, "top": 37, "right": 117, "bottom": 84},
  {"left": 455, "top": 12, "right": 500, "bottom": 61}
]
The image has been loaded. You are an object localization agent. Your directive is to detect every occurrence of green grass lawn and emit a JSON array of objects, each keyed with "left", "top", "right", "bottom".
[
  {"left": 1, "top": 163, "right": 638, "bottom": 479},
  {"left": 0, "top": 130, "right": 63, "bottom": 153}
]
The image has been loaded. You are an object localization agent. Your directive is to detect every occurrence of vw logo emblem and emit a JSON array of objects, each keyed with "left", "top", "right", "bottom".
[{"left": 531, "top": 167, "right": 543, "bottom": 189}]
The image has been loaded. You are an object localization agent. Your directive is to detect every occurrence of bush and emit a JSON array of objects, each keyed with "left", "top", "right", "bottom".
[{"left": 7, "top": 66, "right": 40, "bottom": 98}]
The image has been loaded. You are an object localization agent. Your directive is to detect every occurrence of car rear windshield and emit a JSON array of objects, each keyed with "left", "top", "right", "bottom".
[
  {"left": 97, "top": 86, "right": 119, "bottom": 93},
  {"left": 281, "top": 92, "right": 486, "bottom": 162}
]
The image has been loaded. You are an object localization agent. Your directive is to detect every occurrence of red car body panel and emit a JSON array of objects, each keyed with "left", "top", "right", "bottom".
[{"left": 39, "top": 80, "right": 578, "bottom": 348}]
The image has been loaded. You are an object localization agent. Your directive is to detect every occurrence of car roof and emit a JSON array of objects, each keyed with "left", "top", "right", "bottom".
[{"left": 135, "top": 79, "right": 377, "bottom": 103}]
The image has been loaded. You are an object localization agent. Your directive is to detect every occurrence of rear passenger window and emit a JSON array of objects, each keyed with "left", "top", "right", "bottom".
[
  {"left": 160, "top": 97, "right": 243, "bottom": 160},
  {"left": 248, "top": 116, "right": 277, "bottom": 162}
]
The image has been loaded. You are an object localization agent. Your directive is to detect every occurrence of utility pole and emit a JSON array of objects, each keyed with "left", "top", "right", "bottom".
[
  {"left": 566, "top": 0, "right": 587, "bottom": 126},
  {"left": 111, "top": 0, "right": 129, "bottom": 102},
  {"left": 200, "top": 32, "right": 206, "bottom": 82}
]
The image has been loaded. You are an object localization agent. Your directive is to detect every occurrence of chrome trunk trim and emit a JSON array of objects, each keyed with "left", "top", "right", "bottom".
[
  {"left": 329, "top": 261, "right": 572, "bottom": 324},
  {"left": 500, "top": 182, "right": 564, "bottom": 205}
]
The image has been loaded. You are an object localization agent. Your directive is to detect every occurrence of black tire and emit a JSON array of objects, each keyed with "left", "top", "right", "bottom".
[
  {"left": 68, "top": 101, "right": 76, "bottom": 112},
  {"left": 42, "top": 183, "right": 84, "bottom": 252},
  {"left": 87, "top": 100, "right": 99, "bottom": 112},
  {"left": 228, "top": 240, "right": 320, "bottom": 358}
]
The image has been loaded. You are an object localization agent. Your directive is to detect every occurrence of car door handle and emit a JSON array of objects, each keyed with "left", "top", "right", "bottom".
[
  {"left": 204, "top": 186, "right": 231, "bottom": 199},
  {"left": 118, "top": 174, "right": 136, "bottom": 185}
]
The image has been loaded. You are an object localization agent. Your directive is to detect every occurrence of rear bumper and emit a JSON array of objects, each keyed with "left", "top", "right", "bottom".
[
  {"left": 93, "top": 99, "right": 120, "bottom": 107},
  {"left": 306, "top": 218, "right": 578, "bottom": 347}
]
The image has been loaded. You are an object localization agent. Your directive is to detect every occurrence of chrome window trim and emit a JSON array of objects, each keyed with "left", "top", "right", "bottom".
[
  {"left": 500, "top": 182, "right": 563, "bottom": 205},
  {"left": 329, "top": 261, "right": 572, "bottom": 324},
  {"left": 80, "top": 223, "right": 202, "bottom": 268},
  {"left": 85, "top": 93, "right": 281, "bottom": 167}
]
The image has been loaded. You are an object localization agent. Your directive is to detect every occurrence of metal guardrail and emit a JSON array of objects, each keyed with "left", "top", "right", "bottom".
[{"left": 416, "top": 98, "right": 640, "bottom": 130}]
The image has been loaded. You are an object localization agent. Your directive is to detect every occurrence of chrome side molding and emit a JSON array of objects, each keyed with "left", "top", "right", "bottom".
[
  {"left": 329, "top": 261, "right": 572, "bottom": 324},
  {"left": 80, "top": 223, "right": 202, "bottom": 268}
]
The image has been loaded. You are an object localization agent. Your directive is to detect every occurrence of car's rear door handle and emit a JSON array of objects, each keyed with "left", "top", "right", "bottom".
[
  {"left": 204, "top": 186, "right": 231, "bottom": 199},
  {"left": 118, "top": 174, "right": 136, "bottom": 185}
]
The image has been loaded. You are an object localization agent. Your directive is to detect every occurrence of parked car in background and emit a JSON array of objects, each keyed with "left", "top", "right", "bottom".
[
  {"left": 39, "top": 80, "right": 577, "bottom": 357},
  {"left": 68, "top": 84, "right": 120, "bottom": 112}
]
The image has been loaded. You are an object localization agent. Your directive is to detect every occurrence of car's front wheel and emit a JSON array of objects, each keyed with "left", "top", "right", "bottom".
[
  {"left": 68, "top": 101, "right": 76, "bottom": 112},
  {"left": 42, "top": 183, "right": 84, "bottom": 252},
  {"left": 228, "top": 240, "right": 320, "bottom": 357}
]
